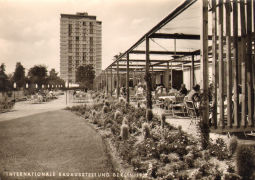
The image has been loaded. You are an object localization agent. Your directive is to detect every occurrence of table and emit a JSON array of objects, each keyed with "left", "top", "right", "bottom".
[{"left": 158, "top": 96, "right": 176, "bottom": 101}]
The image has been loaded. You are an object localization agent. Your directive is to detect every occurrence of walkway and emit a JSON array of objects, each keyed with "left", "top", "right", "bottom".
[{"left": 0, "top": 92, "right": 84, "bottom": 122}]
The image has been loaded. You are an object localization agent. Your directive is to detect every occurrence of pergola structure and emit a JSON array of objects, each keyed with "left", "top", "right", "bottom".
[{"left": 94, "top": 0, "right": 255, "bottom": 134}]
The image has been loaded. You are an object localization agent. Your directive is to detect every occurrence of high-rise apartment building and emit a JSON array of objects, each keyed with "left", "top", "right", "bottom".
[{"left": 60, "top": 12, "right": 102, "bottom": 83}]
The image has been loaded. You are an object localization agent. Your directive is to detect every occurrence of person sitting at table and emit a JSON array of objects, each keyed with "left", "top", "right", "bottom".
[
  {"left": 179, "top": 83, "right": 188, "bottom": 96},
  {"left": 136, "top": 85, "right": 144, "bottom": 96},
  {"left": 185, "top": 84, "right": 201, "bottom": 115},
  {"left": 186, "top": 84, "right": 200, "bottom": 102},
  {"left": 169, "top": 87, "right": 178, "bottom": 95},
  {"left": 156, "top": 86, "right": 163, "bottom": 95}
]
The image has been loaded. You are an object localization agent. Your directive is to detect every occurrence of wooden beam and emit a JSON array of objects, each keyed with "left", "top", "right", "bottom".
[
  {"left": 109, "top": 0, "right": 197, "bottom": 69},
  {"left": 211, "top": 0, "right": 218, "bottom": 128},
  {"left": 191, "top": 55, "right": 195, "bottom": 90},
  {"left": 226, "top": 0, "right": 232, "bottom": 128},
  {"left": 145, "top": 36, "right": 152, "bottom": 109},
  {"left": 210, "top": 126, "right": 255, "bottom": 133},
  {"left": 110, "top": 66, "right": 113, "bottom": 96},
  {"left": 253, "top": 0, "right": 255, "bottom": 122},
  {"left": 201, "top": 0, "right": 209, "bottom": 148},
  {"left": 218, "top": 0, "right": 224, "bottom": 128},
  {"left": 118, "top": 59, "right": 169, "bottom": 63},
  {"left": 117, "top": 60, "right": 120, "bottom": 98},
  {"left": 233, "top": 0, "right": 240, "bottom": 127},
  {"left": 106, "top": 70, "right": 108, "bottom": 94},
  {"left": 150, "top": 33, "right": 212, "bottom": 40},
  {"left": 240, "top": 0, "right": 247, "bottom": 127},
  {"left": 246, "top": 0, "right": 254, "bottom": 126},
  {"left": 130, "top": 50, "right": 198, "bottom": 56},
  {"left": 166, "top": 62, "right": 170, "bottom": 92},
  {"left": 126, "top": 53, "right": 130, "bottom": 103}
]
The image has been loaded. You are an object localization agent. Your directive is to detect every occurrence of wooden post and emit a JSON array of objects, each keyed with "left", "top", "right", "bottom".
[
  {"left": 120, "top": 73, "right": 122, "bottom": 89},
  {"left": 126, "top": 54, "right": 130, "bottom": 103},
  {"left": 218, "top": 0, "right": 224, "bottom": 128},
  {"left": 233, "top": 0, "right": 239, "bottom": 127},
  {"left": 191, "top": 55, "right": 195, "bottom": 89},
  {"left": 110, "top": 66, "right": 113, "bottom": 96},
  {"left": 170, "top": 61, "right": 173, "bottom": 88},
  {"left": 240, "top": 1, "right": 247, "bottom": 127},
  {"left": 201, "top": 0, "right": 209, "bottom": 149},
  {"left": 133, "top": 70, "right": 135, "bottom": 87},
  {"left": 246, "top": 0, "right": 254, "bottom": 126},
  {"left": 166, "top": 62, "right": 170, "bottom": 92},
  {"left": 106, "top": 70, "right": 108, "bottom": 95},
  {"left": 226, "top": 0, "right": 232, "bottom": 127},
  {"left": 253, "top": 0, "right": 255, "bottom": 121},
  {"left": 117, "top": 60, "right": 120, "bottom": 98},
  {"left": 212, "top": 0, "right": 218, "bottom": 128},
  {"left": 145, "top": 36, "right": 152, "bottom": 109}
]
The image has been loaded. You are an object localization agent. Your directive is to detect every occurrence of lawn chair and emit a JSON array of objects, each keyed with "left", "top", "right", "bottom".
[
  {"left": 164, "top": 98, "right": 173, "bottom": 116},
  {"left": 185, "top": 100, "right": 199, "bottom": 124},
  {"left": 171, "top": 96, "right": 186, "bottom": 117}
]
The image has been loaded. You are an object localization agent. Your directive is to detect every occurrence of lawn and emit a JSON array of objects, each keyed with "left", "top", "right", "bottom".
[{"left": 0, "top": 110, "right": 116, "bottom": 180}]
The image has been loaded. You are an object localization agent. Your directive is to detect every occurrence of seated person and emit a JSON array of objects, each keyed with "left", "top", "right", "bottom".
[
  {"left": 169, "top": 87, "right": 178, "bottom": 95},
  {"left": 156, "top": 86, "right": 163, "bottom": 95},
  {"left": 162, "top": 88, "right": 167, "bottom": 95},
  {"left": 136, "top": 85, "right": 144, "bottom": 96},
  {"left": 186, "top": 84, "right": 200, "bottom": 101},
  {"left": 186, "top": 84, "right": 201, "bottom": 113},
  {"left": 178, "top": 84, "right": 188, "bottom": 96}
]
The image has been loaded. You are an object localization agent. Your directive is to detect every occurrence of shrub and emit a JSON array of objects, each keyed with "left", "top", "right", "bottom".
[
  {"left": 160, "top": 154, "right": 169, "bottom": 163},
  {"left": 91, "top": 110, "right": 96, "bottom": 117},
  {"left": 142, "top": 122, "right": 150, "bottom": 139},
  {"left": 183, "top": 152, "right": 195, "bottom": 168},
  {"left": 167, "top": 153, "right": 180, "bottom": 162},
  {"left": 104, "top": 100, "right": 110, "bottom": 107},
  {"left": 120, "top": 124, "right": 129, "bottom": 140},
  {"left": 122, "top": 117, "right": 128, "bottom": 125},
  {"left": 208, "top": 137, "right": 228, "bottom": 160},
  {"left": 236, "top": 145, "right": 255, "bottom": 179},
  {"left": 102, "top": 105, "right": 108, "bottom": 113},
  {"left": 161, "top": 114, "right": 166, "bottom": 128},
  {"left": 114, "top": 110, "right": 122, "bottom": 120},
  {"left": 111, "top": 122, "right": 120, "bottom": 135},
  {"left": 228, "top": 136, "right": 238, "bottom": 156},
  {"left": 119, "top": 97, "right": 125, "bottom": 103},
  {"left": 146, "top": 109, "right": 153, "bottom": 121}
]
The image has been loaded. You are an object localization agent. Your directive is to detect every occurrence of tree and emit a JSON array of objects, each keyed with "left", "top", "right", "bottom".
[
  {"left": 46, "top": 68, "right": 65, "bottom": 88},
  {"left": 28, "top": 65, "right": 48, "bottom": 87},
  {"left": 0, "top": 63, "right": 12, "bottom": 91},
  {"left": 76, "top": 64, "right": 95, "bottom": 89},
  {"left": 13, "top": 62, "right": 25, "bottom": 89}
]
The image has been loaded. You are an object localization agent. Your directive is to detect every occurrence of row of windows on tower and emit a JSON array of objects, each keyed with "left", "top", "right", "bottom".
[
  {"left": 68, "top": 56, "right": 95, "bottom": 62},
  {"left": 68, "top": 23, "right": 95, "bottom": 36}
]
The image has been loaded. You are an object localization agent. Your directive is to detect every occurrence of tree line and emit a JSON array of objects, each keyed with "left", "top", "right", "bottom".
[
  {"left": 0, "top": 62, "right": 65, "bottom": 92},
  {"left": 0, "top": 62, "right": 96, "bottom": 92}
]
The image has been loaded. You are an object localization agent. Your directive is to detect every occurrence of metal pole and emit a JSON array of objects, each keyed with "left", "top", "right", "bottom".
[
  {"left": 126, "top": 54, "right": 130, "bottom": 103},
  {"left": 117, "top": 60, "right": 120, "bottom": 98}
]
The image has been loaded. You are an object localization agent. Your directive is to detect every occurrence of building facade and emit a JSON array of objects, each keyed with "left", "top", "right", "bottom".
[{"left": 60, "top": 12, "right": 102, "bottom": 83}]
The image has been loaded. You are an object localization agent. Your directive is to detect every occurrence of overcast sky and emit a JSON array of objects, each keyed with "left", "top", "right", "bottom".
[{"left": 0, "top": 0, "right": 201, "bottom": 74}]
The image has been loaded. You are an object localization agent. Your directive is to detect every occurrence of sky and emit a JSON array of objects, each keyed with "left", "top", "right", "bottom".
[{"left": 0, "top": 0, "right": 201, "bottom": 74}]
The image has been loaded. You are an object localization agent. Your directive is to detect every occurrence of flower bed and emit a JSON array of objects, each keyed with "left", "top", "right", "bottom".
[{"left": 66, "top": 97, "right": 242, "bottom": 179}]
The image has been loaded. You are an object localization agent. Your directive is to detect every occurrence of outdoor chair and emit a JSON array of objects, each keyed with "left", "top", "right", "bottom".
[
  {"left": 185, "top": 100, "right": 199, "bottom": 124},
  {"left": 171, "top": 96, "right": 186, "bottom": 117},
  {"left": 164, "top": 98, "right": 173, "bottom": 116},
  {"left": 154, "top": 97, "right": 164, "bottom": 108}
]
